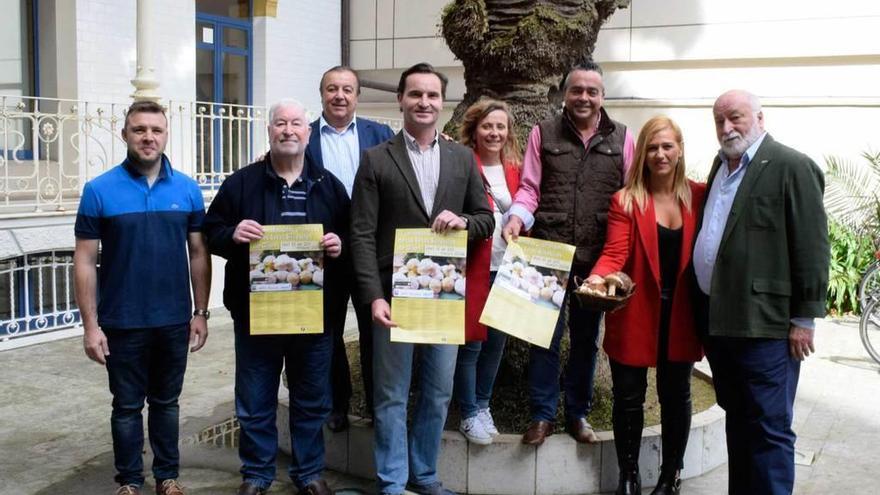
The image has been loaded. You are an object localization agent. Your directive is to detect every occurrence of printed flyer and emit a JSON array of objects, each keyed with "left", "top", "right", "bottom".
[
  {"left": 248, "top": 224, "right": 325, "bottom": 335},
  {"left": 479, "top": 237, "right": 575, "bottom": 348},
  {"left": 390, "top": 228, "right": 467, "bottom": 345}
]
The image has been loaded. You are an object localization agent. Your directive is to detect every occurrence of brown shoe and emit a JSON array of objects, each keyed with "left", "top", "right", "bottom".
[
  {"left": 237, "top": 482, "right": 266, "bottom": 495},
  {"left": 565, "top": 417, "right": 599, "bottom": 444},
  {"left": 521, "top": 420, "right": 554, "bottom": 445},
  {"left": 116, "top": 485, "right": 142, "bottom": 495},
  {"left": 156, "top": 479, "right": 185, "bottom": 495},
  {"left": 301, "top": 479, "right": 333, "bottom": 495}
]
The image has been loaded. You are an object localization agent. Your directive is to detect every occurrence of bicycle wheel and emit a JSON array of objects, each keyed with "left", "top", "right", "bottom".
[
  {"left": 859, "top": 262, "right": 880, "bottom": 311},
  {"left": 860, "top": 298, "right": 880, "bottom": 365}
]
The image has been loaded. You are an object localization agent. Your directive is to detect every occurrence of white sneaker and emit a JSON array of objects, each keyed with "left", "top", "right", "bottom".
[
  {"left": 460, "top": 416, "right": 493, "bottom": 445},
  {"left": 477, "top": 408, "right": 499, "bottom": 437}
]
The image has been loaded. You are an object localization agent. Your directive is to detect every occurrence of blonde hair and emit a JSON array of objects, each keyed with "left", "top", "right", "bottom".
[
  {"left": 621, "top": 116, "right": 691, "bottom": 214},
  {"left": 459, "top": 98, "right": 522, "bottom": 166}
]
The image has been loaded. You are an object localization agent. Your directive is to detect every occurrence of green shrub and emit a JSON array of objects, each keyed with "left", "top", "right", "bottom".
[{"left": 827, "top": 219, "right": 875, "bottom": 315}]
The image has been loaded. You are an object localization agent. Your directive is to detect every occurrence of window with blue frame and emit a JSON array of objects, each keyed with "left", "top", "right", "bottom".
[{"left": 195, "top": 0, "right": 253, "bottom": 183}]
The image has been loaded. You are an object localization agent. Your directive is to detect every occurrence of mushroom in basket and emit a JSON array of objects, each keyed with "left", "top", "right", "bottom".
[
  {"left": 603, "top": 272, "right": 634, "bottom": 297},
  {"left": 573, "top": 271, "right": 636, "bottom": 312}
]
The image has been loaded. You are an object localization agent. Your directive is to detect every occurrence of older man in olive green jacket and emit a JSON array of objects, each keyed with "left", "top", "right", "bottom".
[{"left": 693, "top": 89, "right": 829, "bottom": 495}]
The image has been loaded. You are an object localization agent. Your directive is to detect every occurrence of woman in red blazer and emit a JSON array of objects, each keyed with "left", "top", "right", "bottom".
[
  {"left": 454, "top": 99, "right": 522, "bottom": 445},
  {"left": 587, "top": 116, "right": 706, "bottom": 495}
]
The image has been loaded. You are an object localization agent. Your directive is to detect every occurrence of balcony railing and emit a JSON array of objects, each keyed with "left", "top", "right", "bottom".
[
  {"left": 0, "top": 96, "right": 401, "bottom": 345},
  {"left": 0, "top": 250, "right": 81, "bottom": 344},
  {"left": 0, "top": 95, "right": 402, "bottom": 216}
]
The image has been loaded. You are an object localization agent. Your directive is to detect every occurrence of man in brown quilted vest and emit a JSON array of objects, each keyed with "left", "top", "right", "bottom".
[{"left": 503, "top": 61, "right": 634, "bottom": 446}]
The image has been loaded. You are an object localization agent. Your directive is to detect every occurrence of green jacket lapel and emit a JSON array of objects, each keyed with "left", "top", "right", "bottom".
[{"left": 718, "top": 134, "right": 775, "bottom": 248}]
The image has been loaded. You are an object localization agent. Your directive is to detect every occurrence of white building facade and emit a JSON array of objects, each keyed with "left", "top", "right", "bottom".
[
  {"left": 350, "top": 0, "right": 880, "bottom": 173},
  {"left": 0, "top": 0, "right": 348, "bottom": 348},
  {"left": 2, "top": 0, "right": 879, "bottom": 348}
]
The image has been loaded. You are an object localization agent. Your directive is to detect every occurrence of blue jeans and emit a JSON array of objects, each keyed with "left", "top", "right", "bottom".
[
  {"left": 528, "top": 295, "right": 602, "bottom": 422},
  {"left": 105, "top": 323, "right": 190, "bottom": 487},
  {"left": 372, "top": 323, "right": 458, "bottom": 494},
  {"left": 704, "top": 336, "right": 800, "bottom": 495},
  {"left": 234, "top": 327, "right": 332, "bottom": 490},
  {"left": 453, "top": 328, "right": 507, "bottom": 419}
]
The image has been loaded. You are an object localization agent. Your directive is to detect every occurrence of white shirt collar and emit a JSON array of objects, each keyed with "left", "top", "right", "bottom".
[
  {"left": 402, "top": 128, "right": 439, "bottom": 151},
  {"left": 319, "top": 114, "right": 357, "bottom": 133}
]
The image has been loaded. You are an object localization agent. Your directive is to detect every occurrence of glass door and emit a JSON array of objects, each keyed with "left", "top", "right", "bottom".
[{"left": 195, "top": 8, "right": 251, "bottom": 181}]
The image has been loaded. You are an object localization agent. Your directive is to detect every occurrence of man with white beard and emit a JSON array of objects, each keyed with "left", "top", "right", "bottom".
[{"left": 693, "top": 90, "right": 829, "bottom": 495}]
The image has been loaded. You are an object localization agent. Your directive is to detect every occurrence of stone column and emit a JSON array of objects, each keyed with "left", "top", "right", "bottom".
[{"left": 130, "top": 0, "right": 160, "bottom": 102}]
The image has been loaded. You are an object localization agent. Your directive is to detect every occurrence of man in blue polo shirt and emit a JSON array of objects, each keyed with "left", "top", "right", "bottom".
[{"left": 74, "top": 100, "right": 211, "bottom": 495}]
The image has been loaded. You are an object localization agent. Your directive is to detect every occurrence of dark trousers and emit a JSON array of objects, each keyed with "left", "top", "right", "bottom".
[
  {"left": 704, "top": 336, "right": 800, "bottom": 495},
  {"left": 610, "top": 295, "right": 693, "bottom": 474},
  {"left": 105, "top": 323, "right": 190, "bottom": 487},
  {"left": 234, "top": 328, "right": 332, "bottom": 490},
  {"left": 330, "top": 296, "right": 374, "bottom": 415},
  {"left": 528, "top": 295, "right": 602, "bottom": 421},
  {"left": 610, "top": 358, "right": 693, "bottom": 472}
]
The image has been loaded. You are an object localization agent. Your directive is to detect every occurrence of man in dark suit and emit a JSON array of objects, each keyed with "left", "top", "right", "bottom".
[
  {"left": 306, "top": 66, "right": 395, "bottom": 432},
  {"left": 693, "top": 89, "right": 829, "bottom": 495},
  {"left": 350, "top": 63, "right": 493, "bottom": 495}
]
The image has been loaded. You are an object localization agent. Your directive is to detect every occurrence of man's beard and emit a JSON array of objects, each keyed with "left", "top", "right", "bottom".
[
  {"left": 127, "top": 149, "right": 161, "bottom": 173},
  {"left": 720, "top": 124, "right": 762, "bottom": 160}
]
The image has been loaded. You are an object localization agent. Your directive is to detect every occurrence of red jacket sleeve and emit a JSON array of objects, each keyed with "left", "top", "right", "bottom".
[{"left": 591, "top": 191, "right": 633, "bottom": 278}]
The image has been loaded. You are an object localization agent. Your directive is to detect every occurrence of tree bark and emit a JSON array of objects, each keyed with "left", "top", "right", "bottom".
[
  {"left": 441, "top": 0, "right": 631, "bottom": 145},
  {"left": 442, "top": 1, "right": 630, "bottom": 428}
]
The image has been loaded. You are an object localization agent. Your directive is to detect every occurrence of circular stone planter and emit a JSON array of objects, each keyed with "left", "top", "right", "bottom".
[{"left": 278, "top": 371, "right": 727, "bottom": 495}]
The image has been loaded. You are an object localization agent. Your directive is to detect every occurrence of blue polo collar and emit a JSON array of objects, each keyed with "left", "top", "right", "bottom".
[{"left": 122, "top": 154, "right": 173, "bottom": 180}]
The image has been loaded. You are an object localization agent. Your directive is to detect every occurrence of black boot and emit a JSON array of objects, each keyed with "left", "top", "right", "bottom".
[
  {"left": 649, "top": 469, "right": 681, "bottom": 495},
  {"left": 652, "top": 373, "right": 690, "bottom": 495},
  {"left": 613, "top": 408, "right": 644, "bottom": 495},
  {"left": 616, "top": 468, "right": 641, "bottom": 495}
]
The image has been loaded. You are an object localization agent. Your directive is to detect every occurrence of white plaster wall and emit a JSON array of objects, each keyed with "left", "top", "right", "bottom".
[
  {"left": 350, "top": 0, "right": 880, "bottom": 166},
  {"left": 74, "top": 0, "right": 135, "bottom": 103},
  {"left": 73, "top": 0, "right": 197, "bottom": 175},
  {"left": 597, "top": 0, "right": 880, "bottom": 62},
  {"left": 74, "top": 0, "right": 194, "bottom": 103},
  {"left": 151, "top": 0, "right": 197, "bottom": 104},
  {"left": 349, "top": 0, "right": 453, "bottom": 71},
  {"left": 602, "top": 101, "right": 880, "bottom": 182},
  {"left": 252, "top": 1, "right": 341, "bottom": 113}
]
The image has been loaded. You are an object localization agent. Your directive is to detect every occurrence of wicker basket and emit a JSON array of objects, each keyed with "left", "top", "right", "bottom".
[{"left": 570, "top": 276, "right": 636, "bottom": 313}]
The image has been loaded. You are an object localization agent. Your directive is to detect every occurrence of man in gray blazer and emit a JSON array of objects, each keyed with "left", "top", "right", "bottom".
[{"left": 350, "top": 63, "right": 493, "bottom": 495}]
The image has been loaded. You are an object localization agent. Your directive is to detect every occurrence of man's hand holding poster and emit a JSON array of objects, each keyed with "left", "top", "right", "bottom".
[
  {"left": 249, "top": 224, "right": 325, "bottom": 335},
  {"left": 479, "top": 237, "right": 575, "bottom": 348},
  {"left": 390, "top": 228, "right": 467, "bottom": 345}
]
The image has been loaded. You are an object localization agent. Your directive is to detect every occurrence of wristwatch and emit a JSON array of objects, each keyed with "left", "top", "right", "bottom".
[
  {"left": 459, "top": 215, "right": 469, "bottom": 228},
  {"left": 193, "top": 309, "right": 210, "bottom": 320}
]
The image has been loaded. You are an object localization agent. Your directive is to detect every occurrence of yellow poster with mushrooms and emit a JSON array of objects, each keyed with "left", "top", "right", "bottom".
[
  {"left": 248, "top": 224, "right": 325, "bottom": 335},
  {"left": 479, "top": 238, "right": 575, "bottom": 349},
  {"left": 390, "top": 228, "right": 467, "bottom": 345}
]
